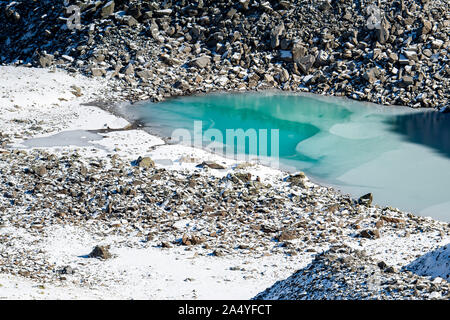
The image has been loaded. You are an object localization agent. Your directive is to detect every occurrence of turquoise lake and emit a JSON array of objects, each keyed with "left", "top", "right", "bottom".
[{"left": 123, "top": 93, "right": 450, "bottom": 222}]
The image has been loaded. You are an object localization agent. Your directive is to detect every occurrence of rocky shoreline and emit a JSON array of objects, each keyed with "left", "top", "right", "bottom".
[
  {"left": 0, "top": 66, "right": 448, "bottom": 299},
  {"left": 0, "top": 0, "right": 449, "bottom": 108}
]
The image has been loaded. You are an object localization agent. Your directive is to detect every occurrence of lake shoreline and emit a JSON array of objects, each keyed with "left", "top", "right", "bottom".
[
  {"left": 0, "top": 66, "right": 449, "bottom": 300},
  {"left": 110, "top": 91, "right": 450, "bottom": 221}
]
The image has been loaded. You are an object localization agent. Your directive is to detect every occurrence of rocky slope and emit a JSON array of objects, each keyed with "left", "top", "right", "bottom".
[
  {"left": 406, "top": 243, "right": 449, "bottom": 281},
  {"left": 0, "top": 147, "right": 449, "bottom": 297},
  {"left": 0, "top": 63, "right": 449, "bottom": 300},
  {"left": 0, "top": 0, "right": 448, "bottom": 107},
  {"left": 254, "top": 244, "right": 449, "bottom": 300}
]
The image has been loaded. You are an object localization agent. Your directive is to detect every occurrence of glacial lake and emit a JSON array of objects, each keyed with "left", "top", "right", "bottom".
[{"left": 122, "top": 93, "right": 450, "bottom": 222}]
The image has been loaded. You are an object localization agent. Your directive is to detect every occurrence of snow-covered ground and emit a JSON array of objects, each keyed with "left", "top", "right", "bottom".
[
  {"left": 406, "top": 244, "right": 449, "bottom": 281},
  {"left": 1, "top": 223, "right": 313, "bottom": 300},
  {"left": 0, "top": 66, "right": 448, "bottom": 299},
  {"left": 0, "top": 66, "right": 307, "bottom": 299}
]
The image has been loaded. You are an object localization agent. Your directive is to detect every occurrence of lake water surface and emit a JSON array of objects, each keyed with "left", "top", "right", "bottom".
[{"left": 124, "top": 93, "right": 450, "bottom": 221}]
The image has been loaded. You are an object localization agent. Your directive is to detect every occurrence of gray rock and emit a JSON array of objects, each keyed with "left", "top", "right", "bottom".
[
  {"left": 101, "top": 1, "right": 115, "bottom": 18},
  {"left": 292, "top": 43, "right": 307, "bottom": 62},
  {"left": 376, "top": 18, "right": 390, "bottom": 45},
  {"left": 421, "top": 19, "right": 432, "bottom": 35},
  {"left": 278, "top": 68, "right": 290, "bottom": 83},
  {"left": 91, "top": 68, "right": 106, "bottom": 77},
  {"left": 359, "top": 229, "right": 380, "bottom": 239},
  {"left": 296, "top": 55, "right": 315, "bottom": 74},
  {"left": 431, "top": 39, "right": 444, "bottom": 49},
  {"left": 197, "top": 161, "right": 226, "bottom": 170},
  {"left": 38, "top": 53, "right": 54, "bottom": 68},
  {"left": 122, "top": 15, "right": 138, "bottom": 27},
  {"left": 190, "top": 56, "right": 211, "bottom": 69},
  {"left": 0, "top": 0, "right": 447, "bottom": 109},
  {"left": 402, "top": 76, "right": 414, "bottom": 86},
  {"left": 363, "top": 68, "right": 380, "bottom": 84},
  {"left": 270, "top": 23, "right": 285, "bottom": 49},
  {"left": 136, "top": 69, "right": 152, "bottom": 79},
  {"left": 316, "top": 50, "right": 329, "bottom": 66},
  {"left": 34, "top": 165, "right": 47, "bottom": 177},
  {"left": 136, "top": 156, "right": 155, "bottom": 168},
  {"left": 123, "top": 64, "right": 135, "bottom": 76},
  {"left": 155, "top": 9, "right": 173, "bottom": 17}
]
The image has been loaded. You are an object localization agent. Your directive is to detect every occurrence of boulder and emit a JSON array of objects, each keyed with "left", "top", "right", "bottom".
[
  {"left": 277, "top": 230, "right": 299, "bottom": 241},
  {"left": 270, "top": 23, "right": 285, "bottom": 49},
  {"left": 363, "top": 68, "right": 380, "bottom": 84},
  {"left": 137, "top": 156, "right": 155, "bottom": 168},
  {"left": 291, "top": 42, "right": 307, "bottom": 62},
  {"left": 376, "top": 19, "right": 390, "bottom": 44},
  {"left": 123, "top": 15, "right": 138, "bottom": 27},
  {"left": 197, "top": 161, "right": 226, "bottom": 170},
  {"left": 421, "top": 19, "right": 432, "bottom": 35},
  {"left": 101, "top": 1, "right": 115, "bottom": 18},
  {"left": 123, "top": 64, "right": 135, "bottom": 76},
  {"left": 358, "top": 193, "right": 373, "bottom": 206},
  {"left": 88, "top": 245, "right": 111, "bottom": 259},
  {"left": 190, "top": 55, "right": 211, "bottom": 69},
  {"left": 38, "top": 53, "right": 54, "bottom": 67},
  {"left": 296, "top": 55, "right": 316, "bottom": 74},
  {"left": 402, "top": 75, "right": 414, "bottom": 86},
  {"left": 91, "top": 67, "right": 106, "bottom": 77},
  {"left": 359, "top": 229, "right": 380, "bottom": 239}
]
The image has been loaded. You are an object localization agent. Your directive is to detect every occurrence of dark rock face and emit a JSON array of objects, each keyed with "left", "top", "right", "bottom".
[
  {"left": 88, "top": 245, "right": 112, "bottom": 259},
  {"left": 359, "top": 229, "right": 380, "bottom": 239},
  {"left": 0, "top": 1, "right": 448, "bottom": 107},
  {"left": 358, "top": 193, "right": 373, "bottom": 206}
]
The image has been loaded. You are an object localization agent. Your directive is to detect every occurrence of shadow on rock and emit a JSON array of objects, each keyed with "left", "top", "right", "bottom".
[{"left": 404, "top": 243, "right": 449, "bottom": 282}]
